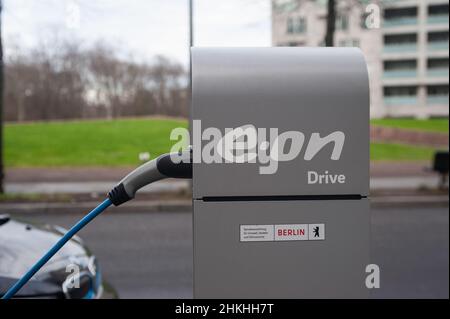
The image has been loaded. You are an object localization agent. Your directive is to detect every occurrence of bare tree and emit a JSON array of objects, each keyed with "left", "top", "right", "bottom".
[
  {"left": 4, "top": 39, "right": 188, "bottom": 122},
  {"left": 150, "top": 55, "right": 185, "bottom": 116}
]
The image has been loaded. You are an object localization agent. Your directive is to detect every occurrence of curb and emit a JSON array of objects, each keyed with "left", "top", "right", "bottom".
[
  {"left": 370, "top": 195, "right": 449, "bottom": 208},
  {"left": 0, "top": 200, "right": 193, "bottom": 214}
]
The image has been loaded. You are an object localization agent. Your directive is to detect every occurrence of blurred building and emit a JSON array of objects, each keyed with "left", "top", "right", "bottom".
[{"left": 271, "top": 0, "right": 449, "bottom": 119}]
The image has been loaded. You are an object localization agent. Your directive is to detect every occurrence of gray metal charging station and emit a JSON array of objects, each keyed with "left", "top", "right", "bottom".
[{"left": 191, "top": 47, "right": 370, "bottom": 298}]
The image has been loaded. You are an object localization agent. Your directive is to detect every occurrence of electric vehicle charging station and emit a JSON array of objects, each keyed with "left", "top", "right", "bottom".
[
  {"left": 191, "top": 47, "right": 370, "bottom": 298},
  {"left": 2, "top": 46, "right": 371, "bottom": 301}
]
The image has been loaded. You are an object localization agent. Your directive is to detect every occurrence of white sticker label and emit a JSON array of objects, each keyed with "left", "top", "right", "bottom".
[
  {"left": 275, "top": 224, "right": 308, "bottom": 241},
  {"left": 240, "top": 225, "right": 274, "bottom": 242},
  {"left": 308, "top": 223, "right": 325, "bottom": 240},
  {"left": 240, "top": 223, "right": 325, "bottom": 242}
]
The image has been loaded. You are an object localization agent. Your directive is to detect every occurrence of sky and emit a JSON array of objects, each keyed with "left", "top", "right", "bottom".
[{"left": 3, "top": 0, "right": 272, "bottom": 66}]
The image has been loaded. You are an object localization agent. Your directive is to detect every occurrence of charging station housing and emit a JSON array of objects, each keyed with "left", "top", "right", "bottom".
[{"left": 191, "top": 47, "right": 370, "bottom": 298}]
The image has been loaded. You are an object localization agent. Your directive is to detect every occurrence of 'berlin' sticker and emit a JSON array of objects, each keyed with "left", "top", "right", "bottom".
[{"left": 240, "top": 224, "right": 325, "bottom": 242}]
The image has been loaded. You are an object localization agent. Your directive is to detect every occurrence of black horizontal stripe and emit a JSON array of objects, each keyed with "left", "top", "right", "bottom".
[{"left": 198, "top": 194, "right": 366, "bottom": 202}]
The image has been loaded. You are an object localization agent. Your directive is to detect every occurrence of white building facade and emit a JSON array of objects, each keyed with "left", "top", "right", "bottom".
[{"left": 272, "top": 0, "right": 449, "bottom": 118}]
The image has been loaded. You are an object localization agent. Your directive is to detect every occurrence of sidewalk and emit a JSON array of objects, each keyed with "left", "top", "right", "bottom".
[
  {"left": 4, "top": 176, "right": 446, "bottom": 195},
  {"left": 4, "top": 162, "right": 446, "bottom": 194}
]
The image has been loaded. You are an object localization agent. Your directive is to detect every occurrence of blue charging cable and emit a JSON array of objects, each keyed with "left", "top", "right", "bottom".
[
  {"left": 1, "top": 198, "right": 112, "bottom": 299},
  {"left": 1, "top": 149, "right": 192, "bottom": 299}
]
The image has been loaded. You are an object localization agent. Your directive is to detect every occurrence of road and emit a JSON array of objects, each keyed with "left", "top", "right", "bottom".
[{"left": 7, "top": 205, "right": 449, "bottom": 299}]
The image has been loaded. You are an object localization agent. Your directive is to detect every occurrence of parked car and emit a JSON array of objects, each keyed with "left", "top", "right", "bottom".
[{"left": 0, "top": 214, "right": 117, "bottom": 299}]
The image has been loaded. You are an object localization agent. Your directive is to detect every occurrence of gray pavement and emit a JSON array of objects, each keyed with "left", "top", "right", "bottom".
[
  {"left": 5, "top": 204, "right": 448, "bottom": 299},
  {"left": 370, "top": 205, "right": 449, "bottom": 298}
]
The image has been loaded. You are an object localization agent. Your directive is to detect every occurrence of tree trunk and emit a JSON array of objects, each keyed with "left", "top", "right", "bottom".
[{"left": 325, "top": 0, "right": 336, "bottom": 47}]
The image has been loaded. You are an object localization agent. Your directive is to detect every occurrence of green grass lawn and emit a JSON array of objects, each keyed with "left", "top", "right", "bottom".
[
  {"left": 5, "top": 118, "right": 188, "bottom": 167},
  {"left": 370, "top": 143, "right": 438, "bottom": 161},
  {"left": 4, "top": 118, "right": 444, "bottom": 167},
  {"left": 371, "top": 118, "right": 449, "bottom": 133}
]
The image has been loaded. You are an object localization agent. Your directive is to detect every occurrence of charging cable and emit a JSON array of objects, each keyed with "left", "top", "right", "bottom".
[{"left": 2, "top": 149, "right": 191, "bottom": 299}]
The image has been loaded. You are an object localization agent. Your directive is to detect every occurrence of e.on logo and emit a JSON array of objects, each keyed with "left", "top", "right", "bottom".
[{"left": 170, "top": 120, "right": 346, "bottom": 175}]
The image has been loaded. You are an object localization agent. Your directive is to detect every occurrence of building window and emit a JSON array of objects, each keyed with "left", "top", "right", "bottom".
[
  {"left": 287, "top": 17, "right": 294, "bottom": 34},
  {"left": 427, "top": 31, "right": 449, "bottom": 51},
  {"left": 295, "top": 17, "right": 307, "bottom": 33},
  {"left": 384, "top": 86, "right": 418, "bottom": 106},
  {"left": 336, "top": 14, "right": 348, "bottom": 30},
  {"left": 384, "top": 33, "right": 417, "bottom": 45},
  {"left": 384, "top": 6, "right": 418, "bottom": 27},
  {"left": 428, "top": 4, "right": 449, "bottom": 24},
  {"left": 384, "top": 86, "right": 417, "bottom": 96},
  {"left": 273, "top": 0, "right": 299, "bottom": 14},
  {"left": 287, "top": 42, "right": 304, "bottom": 47},
  {"left": 286, "top": 16, "right": 307, "bottom": 34},
  {"left": 427, "top": 58, "right": 449, "bottom": 77},
  {"left": 338, "top": 39, "right": 360, "bottom": 47},
  {"left": 427, "top": 85, "right": 449, "bottom": 105},
  {"left": 428, "top": 31, "right": 449, "bottom": 42},
  {"left": 384, "top": 33, "right": 417, "bottom": 52},
  {"left": 383, "top": 60, "right": 417, "bottom": 78}
]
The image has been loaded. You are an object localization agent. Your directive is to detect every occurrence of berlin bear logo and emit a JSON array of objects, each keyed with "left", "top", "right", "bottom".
[{"left": 313, "top": 226, "right": 320, "bottom": 238}]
